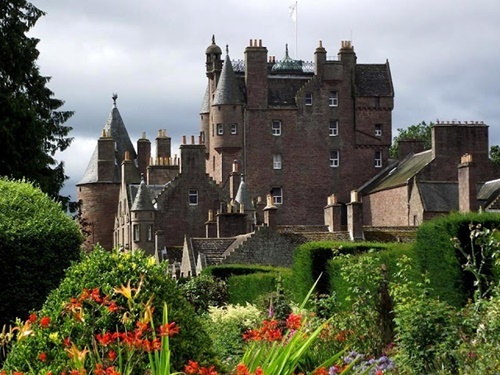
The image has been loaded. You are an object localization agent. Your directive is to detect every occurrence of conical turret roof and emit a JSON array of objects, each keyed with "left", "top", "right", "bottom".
[
  {"left": 235, "top": 177, "right": 255, "bottom": 211},
  {"left": 78, "top": 96, "right": 138, "bottom": 185},
  {"left": 213, "top": 51, "right": 243, "bottom": 105},
  {"left": 200, "top": 84, "right": 210, "bottom": 114},
  {"left": 131, "top": 176, "right": 155, "bottom": 211}
]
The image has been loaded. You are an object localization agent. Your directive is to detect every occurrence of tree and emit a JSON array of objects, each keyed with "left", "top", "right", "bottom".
[
  {"left": 490, "top": 145, "right": 500, "bottom": 168},
  {"left": 389, "top": 121, "right": 433, "bottom": 158},
  {"left": 0, "top": 1, "right": 74, "bottom": 203}
]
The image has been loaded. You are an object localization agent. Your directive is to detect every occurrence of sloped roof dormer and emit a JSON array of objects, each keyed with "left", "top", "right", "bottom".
[{"left": 131, "top": 176, "right": 155, "bottom": 211}]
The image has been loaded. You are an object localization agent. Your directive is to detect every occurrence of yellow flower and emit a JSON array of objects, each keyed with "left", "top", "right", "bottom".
[
  {"left": 49, "top": 332, "right": 59, "bottom": 344},
  {"left": 114, "top": 280, "right": 136, "bottom": 301},
  {"left": 65, "top": 342, "right": 89, "bottom": 367}
]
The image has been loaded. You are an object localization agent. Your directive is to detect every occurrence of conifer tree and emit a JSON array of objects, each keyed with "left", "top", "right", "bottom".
[{"left": 0, "top": 1, "right": 74, "bottom": 203}]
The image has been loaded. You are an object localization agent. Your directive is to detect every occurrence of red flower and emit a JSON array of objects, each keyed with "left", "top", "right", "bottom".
[
  {"left": 286, "top": 313, "right": 302, "bottom": 330},
  {"left": 28, "top": 313, "right": 37, "bottom": 323},
  {"left": 96, "top": 332, "right": 114, "bottom": 346},
  {"left": 199, "top": 365, "right": 218, "bottom": 375},
  {"left": 104, "top": 367, "right": 121, "bottom": 375},
  {"left": 38, "top": 352, "right": 47, "bottom": 362},
  {"left": 375, "top": 371, "right": 383, "bottom": 375},
  {"left": 63, "top": 336, "right": 72, "bottom": 347},
  {"left": 159, "top": 321, "right": 180, "bottom": 337},
  {"left": 106, "top": 301, "right": 119, "bottom": 313},
  {"left": 108, "top": 350, "right": 117, "bottom": 361},
  {"left": 236, "top": 363, "right": 250, "bottom": 375},
  {"left": 185, "top": 360, "right": 200, "bottom": 375},
  {"left": 95, "top": 364, "right": 105, "bottom": 375},
  {"left": 39, "top": 316, "right": 51, "bottom": 328},
  {"left": 254, "top": 367, "right": 263, "bottom": 375},
  {"left": 313, "top": 367, "right": 329, "bottom": 375}
]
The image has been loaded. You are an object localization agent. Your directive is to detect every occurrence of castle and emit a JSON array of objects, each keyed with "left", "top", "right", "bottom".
[{"left": 77, "top": 36, "right": 500, "bottom": 273}]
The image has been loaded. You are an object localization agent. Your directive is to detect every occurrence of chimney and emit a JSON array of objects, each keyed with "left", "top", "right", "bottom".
[
  {"left": 458, "top": 153, "right": 478, "bottom": 212},
  {"left": 156, "top": 129, "right": 171, "bottom": 159},
  {"left": 245, "top": 38, "right": 268, "bottom": 108},
  {"left": 347, "top": 190, "right": 364, "bottom": 240},
  {"left": 314, "top": 40, "right": 327, "bottom": 77},
  {"left": 97, "top": 129, "right": 115, "bottom": 182},
  {"left": 263, "top": 194, "right": 278, "bottom": 229},
  {"left": 324, "top": 194, "right": 342, "bottom": 232},
  {"left": 180, "top": 139, "right": 206, "bottom": 175},
  {"left": 398, "top": 139, "right": 426, "bottom": 160},
  {"left": 137, "top": 132, "right": 151, "bottom": 177},
  {"left": 229, "top": 160, "right": 241, "bottom": 200}
]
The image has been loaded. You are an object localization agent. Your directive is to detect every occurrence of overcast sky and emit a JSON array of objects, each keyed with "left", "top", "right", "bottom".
[{"left": 30, "top": 0, "right": 500, "bottom": 200}]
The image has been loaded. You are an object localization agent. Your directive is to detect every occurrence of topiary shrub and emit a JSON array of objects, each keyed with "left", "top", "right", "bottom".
[
  {"left": 0, "top": 178, "right": 83, "bottom": 327},
  {"left": 2, "top": 247, "right": 215, "bottom": 374},
  {"left": 180, "top": 274, "right": 229, "bottom": 315}
]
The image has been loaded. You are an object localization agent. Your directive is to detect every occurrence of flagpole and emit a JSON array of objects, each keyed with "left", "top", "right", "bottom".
[{"left": 295, "top": 1, "right": 298, "bottom": 59}]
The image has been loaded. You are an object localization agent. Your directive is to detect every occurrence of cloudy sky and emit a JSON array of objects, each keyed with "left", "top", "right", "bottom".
[{"left": 30, "top": 0, "right": 500, "bottom": 199}]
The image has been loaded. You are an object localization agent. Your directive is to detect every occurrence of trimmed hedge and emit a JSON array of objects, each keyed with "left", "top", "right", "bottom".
[
  {"left": 0, "top": 178, "right": 83, "bottom": 326},
  {"left": 292, "top": 241, "right": 389, "bottom": 301},
  {"left": 413, "top": 212, "right": 500, "bottom": 307}
]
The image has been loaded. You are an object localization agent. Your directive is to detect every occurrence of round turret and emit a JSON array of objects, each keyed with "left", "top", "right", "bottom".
[{"left": 206, "top": 35, "right": 223, "bottom": 77}]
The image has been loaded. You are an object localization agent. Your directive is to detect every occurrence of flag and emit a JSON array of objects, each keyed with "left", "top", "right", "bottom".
[{"left": 289, "top": 2, "right": 297, "bottom": 22}]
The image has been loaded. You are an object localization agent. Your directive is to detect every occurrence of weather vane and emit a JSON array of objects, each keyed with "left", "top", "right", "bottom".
[{"left": 112, "top": 93, "right": 118, "bottom": 106}]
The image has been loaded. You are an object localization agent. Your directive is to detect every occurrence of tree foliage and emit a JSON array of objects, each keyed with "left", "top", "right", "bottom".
[
  {"left": 0, "top": 1, "right": 74, "bottom": 203},
  {"left": 389, "top": 121, "right": 433, "bottom": 158},
  {"left": 0, "top": 178, "right": 83, "bottom": 327}
]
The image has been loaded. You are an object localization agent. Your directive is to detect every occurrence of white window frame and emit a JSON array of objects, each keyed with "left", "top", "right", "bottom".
[
  {"left": 133, "top": 224, "right": 140, "bottom": 242},
  {"left": 330, "top": 150, "right": 340, "bottom": 168},
  {"left": 147, "top": 224, "right": 153, "bottom": 242},
  {"left": 375, "top": 151, "right": 382, "bottom": 168},
  {"left": 305, "top": 92, "right": 313, "bottom": 106},
  {"left": 272, "top": 120, "right": 282, "bottom": 136},
  {"left": 216, "top": 123, "right": 224, "bottom": 135},
  {"left": 271, "top": 187, "right": 283, "bottom": 205},
  {"left": 273, "top": 154, "right": 282, "bottom": 170},
  {"left": 329, "top": 91, "right": 338, "bottom": 107},
  {"left": 329, "top": 120, "right": 338, "bottom": 136},
  {"left": 375, "top": 124, "right": 382, "bottom": 137},
  {"left": 231, "top": 123, "right": 237, "bottom": 134},
  {"left": 188, "top": 189, "right": 198, "bottom": 205}
]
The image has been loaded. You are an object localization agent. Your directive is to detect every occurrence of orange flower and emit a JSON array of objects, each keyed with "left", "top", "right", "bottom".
[
  {"left": 96, "top": 332, "right": 114, "bottom": 346},
  {"left": 95, "top": 364, "right": 105, "bottom": 375},
  {"left": 185, "top": 360, "right": 199, "bottom": 375},
  {"left": 108, "top": 349, "right": 117, "bottom": 361},
  {"left": 199, "top": 365, "right": 218, "bottom": 375},
  {"left": 39, "top": 351, "right": 47, "bottom": 362},
  {"left": 236, "top": 363, "right": 250, "bottom": 375},
  {"left": 28, "top": 313, "right": 37, "bottom": 323},
  {"left": 313, "top": 367, "right": 329, "bottom": 375},
  {"left": 285, "top": 313, "right": 302, "bottom": 330},
  {"left": 39, "top": 316, "right": 51, "bottom": 328},
  {"left": 159, "top": 322, "right": 180, "bottom": 337},
  {"left": 254, "top": 367, "right": 264, "bottom": 375}
]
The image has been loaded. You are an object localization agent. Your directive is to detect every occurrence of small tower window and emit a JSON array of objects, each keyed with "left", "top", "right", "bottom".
[
  {"left": 272, "top": 120, "right": 282, "bottom": 136},
  {"left": 270, "top": 187, "right": 283, "bottom": 205},
  {"left": 330, "top": 150, "right": 340, "bottom": 167},
  {"left": 133, "top": 224, "right": 140, "bottom": 242},
  {"left": 329, "top": 120, "right": 338, "bottom": 136},
  {"left": 147, "top": 224, "right": 153, "bottom": 242},
  {"left": 305, "top": 92, "right": 313, "bottom": 106},
  {"left": 217, "top": 123, "right": 224, "bottom": 135},
  {"left": 375, "top": 124, "right": 382, "bottom": 137},
  {"left": 231, "top": 123, "right": 238, "bottom": 134},
  {"left": 188, "top": 189, "right": 198, "bottom": 205},
  {"left": 329, "top": 91, "right": 338, "bottom": 107},
  {"left": 375, "top": 151, "right": 382, "bottom": 168},
  {"left": 273, "top": 154, "right": 282, "bottom": 170}
]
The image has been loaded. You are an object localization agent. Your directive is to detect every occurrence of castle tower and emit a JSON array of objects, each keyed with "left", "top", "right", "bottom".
[
  {"left": 77, "top": 95, "right": 139, "bottom": 251},
  {"left": 208, "top": 46, "right": 244, "bottom": 184},
  {"left": 130, "top": 175, "right": 156, "bottom": 256}
]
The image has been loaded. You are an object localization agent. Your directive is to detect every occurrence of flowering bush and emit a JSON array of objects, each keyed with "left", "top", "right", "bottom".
[{"left": 1, "top": 247, "right": 215, "bottom": 374}]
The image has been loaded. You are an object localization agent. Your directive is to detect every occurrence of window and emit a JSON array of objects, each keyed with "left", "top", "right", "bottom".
[
  {"left": 329, "top": 91, "right": 338, "bottom": 107},
  {"left": 375, "top": 124, "right": 382, "bottom": 137},
  {"left": 375, "top": 151, "right": 382, "bottom": 168},
  {"left": 330, "top": 150, "right": 340, "bottom": 167},
  {"left": 272, "top": 120, "right": 282, "bottom": 136},
  {"left": 188, "top": 189, "right": 198, "bottom": 205},
  {"left": 147, "top": 224, "right": 153, "bottom": 242},
  {"left": 305, "top": 92, "right": 313, "bottom": 106},
  {"left": 329, "top": 120, "right": 338, "bottom": 136},
  {"left": 133, "top": 224, "right": 140, "bottom": 242},
  {"left": 231, "top": 123, "right": 237, "bottom": 134},
  {"left": 273, "top": 154, "right": 282, "bottom": 169},
  {"left": 217, "top": 123, "right": 224, "bottom": 135},
  {"left": 270, "top": 187, "right": 283, "bottom": 205}
]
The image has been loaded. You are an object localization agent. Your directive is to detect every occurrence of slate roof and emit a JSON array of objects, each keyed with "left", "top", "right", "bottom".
[
  {"left": 213, "top": 54, "right": 244, "bottom": 105},
  {"left": 235, "top": 178, "right": 255, "bottom": 210},
  {"left": 478, "top": 179, "right": 500, "bottom": 207},
  {"left": 361, "top": 150, "right": 433, "bottom": 194},
  {"left": 418, "top": 182, "right": 458, "bottom": 212},
  {"left": 128, "top": 184, "right": 164, "bottom": 210},
  {"left": 200, "top": 84, "right": 210, "bottom": 114},
  {"left": 355, "top": 63, "right": 394, "bottom": 97},
  {"left": 267, "top": 75, "right": 310, "bottom": 106},
  {"left": 78, "top": 104, "right": 137, "bottom": 185},
  {"left": 131, "top": 178, "right": 155, "bottom": 211},
  {"left": 192, "top": 238, "right": 236, "bottom": 265},
  {"left": 271, "top": 45, "right": 303, "bottom": 73}
]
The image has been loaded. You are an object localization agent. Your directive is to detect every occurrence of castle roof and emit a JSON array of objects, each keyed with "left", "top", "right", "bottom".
[
  {"left": 355, "top": 63, "right": 394, "bottom": 97},
  {"left": 478, "top": 179, "right": 500, "bottom": 207},
  {"left": 271, "top": 44, "right": 303, "bottom": 73},
  {"left": 213, "top": 53, "right": 244, "bottom": 105},
  {"left": 131, "top": 177, "right": 155, "bottom": 211},
  {"left": 200, "top": 83, "right": 210, "bottom": 114},
  {"left": 418, "top": 182, "right": 458, "bottom": 212},
  {"left": 235, "top": 178, "right": 255, "bottom": 210},
  {"left": 78, "top": 101, "right": 137, "bottom": 185}
]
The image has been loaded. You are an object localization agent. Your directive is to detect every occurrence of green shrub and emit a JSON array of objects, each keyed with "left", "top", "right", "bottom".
[
  {"left": 414, "top": 212, "right": 500, "bottom": 306},
  {"left": 180, "top": 274, "right": 229, "bottom": 314},
  {"left": 2, "top": 247, "right": 215, "bottom": 374},
  {"left": 227, "top": 273, "right": 277, "bottom": 305},
  {"left": 0, "top": 178, "right": 83, "bottom": 326}
]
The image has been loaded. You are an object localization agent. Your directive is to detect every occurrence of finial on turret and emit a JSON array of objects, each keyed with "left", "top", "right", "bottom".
[
  {"left": 212, "top": 35, "right": 216, "bottom": 44},
  {"left": 285, "top": 43, "right": 289, "bottom": 57},
  {"left": 226, "top": 44, "right": 229, "bottom": 55},
  {"left": 112, "top": 93, "right": 118, "bottom": 107}
]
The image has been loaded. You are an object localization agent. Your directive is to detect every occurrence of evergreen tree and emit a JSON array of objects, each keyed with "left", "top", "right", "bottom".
[
  {"left": 389, "top": 121, "right": 433, "bottom": 158},
  {"left": 0, "top": 1, "right": 74, "bottom": 203}
]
